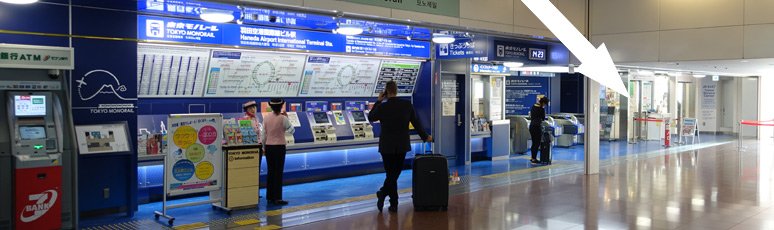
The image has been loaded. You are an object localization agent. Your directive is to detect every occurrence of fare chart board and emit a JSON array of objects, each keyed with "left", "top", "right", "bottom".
[
  {"left": 298, "top": 56, "right": 381, "bottom": 97},
  {"left": 137, "top": 44, "right": 210, "bottom": 97},
  {"left": 204, "top": 50, "right": 306, "bottom": 97},
  {"left": 373, "top": 61, "right": 421, "bottom": 97}
]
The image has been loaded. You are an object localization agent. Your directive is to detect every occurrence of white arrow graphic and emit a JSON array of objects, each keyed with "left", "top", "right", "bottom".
[{"left": 522, "top": 0, "right": 629, "bottom": 97}]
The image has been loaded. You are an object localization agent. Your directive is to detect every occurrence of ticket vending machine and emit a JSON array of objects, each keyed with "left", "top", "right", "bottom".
[
  {"left": 307, "top": 111, "right": 337, "bottom": 143},
  {"left": 344, "top": 101, "right": 373, "bottom": 140}
]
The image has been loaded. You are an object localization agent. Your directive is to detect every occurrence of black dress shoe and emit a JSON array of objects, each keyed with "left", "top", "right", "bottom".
[
  {"left": 376, "top": 191, "right": 386, "bottom": 212},
  {"left": 271, "top": 200, "right": 289, "bottom": 205},
  {"left": 388, "top": 205, "right": 398, "bottom": 212}
]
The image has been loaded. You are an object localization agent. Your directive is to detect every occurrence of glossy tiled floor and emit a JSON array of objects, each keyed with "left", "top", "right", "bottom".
[
  {"left": 83, "top": 135, "right": 768, "bottom": 229},
  {"left": 284, "top": 139, "right": 774, "bottom": 230}
]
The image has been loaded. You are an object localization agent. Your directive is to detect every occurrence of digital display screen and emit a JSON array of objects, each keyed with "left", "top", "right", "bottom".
[
  {"left": 313, "top": 112, "right": 330, "bottom": 124},
  {"left": 351, "top": 111, "right": 367, "bottom": 122},
  {"left": 14, "top": 95, "right": 46, "bottom": 116},
  {"left": 19, "top": 126, "right": 46, "bottom": 140}
]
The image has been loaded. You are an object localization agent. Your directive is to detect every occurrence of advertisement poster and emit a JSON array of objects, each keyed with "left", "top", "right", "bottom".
[
  {"left": 700, "top": 79, "right": 718, "bottom": 132},
  {"left": 74, "top": 123, "right": 131, "bottom": 155},
  {"left": 682, "top": 118, "right": 697, "bottom": 136},
  {"left": 166, "top": 114, "right": 223, "bottom": 195},
  {"left": 505, "top": 76, "right": 550, "bottom": 116},
  {"left": 373, "top": 61, "right": 421, "bottom": 97},
  {"left": 298, "top": 56, "right": 381, "bottom": 97},
  {"left": 137, "top": 44, "right": 211, "bottom": 97},
  {"left": 204, "top": 50, "right": 306, "bottom": 97},
  {"left": 441, "top": 79, "right": 458, "bottom": 116}
]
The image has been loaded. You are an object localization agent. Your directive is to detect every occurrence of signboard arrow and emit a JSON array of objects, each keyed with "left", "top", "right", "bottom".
[{"left": 521, "top": 0, "right": 628, "bottom": 97}]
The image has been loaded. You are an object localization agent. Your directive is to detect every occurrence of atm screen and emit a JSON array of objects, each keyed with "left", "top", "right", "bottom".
[
  {"left": 313, "top": 112, "right": 330, "bottom": 124},
  {"left": 351, "top": 111, "right": 367, "bottom": 122},
  {"left": 19, "top": 126, "right": 46, "bottom": 140},
  {"left": 14, "top": 95, "right": 46, "bottom": 116}
]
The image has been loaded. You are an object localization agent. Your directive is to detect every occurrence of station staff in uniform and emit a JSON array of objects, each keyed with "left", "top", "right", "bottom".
[
  {"left": 368, "top": 81, "right": 432, "bottom": 212},
  {"left": 261, "top": 98, "right": 295, "bottom": 205},
  {"left": 243, "top": 101, "right": 264, "bottom": 149},
  {"left": 529, "top": 97, "right": 550, "bottom": 164}
]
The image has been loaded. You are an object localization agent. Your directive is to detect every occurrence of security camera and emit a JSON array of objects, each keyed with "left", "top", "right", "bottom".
[{"left": 48, "top": 69, "right": 60, "bottom": 79}]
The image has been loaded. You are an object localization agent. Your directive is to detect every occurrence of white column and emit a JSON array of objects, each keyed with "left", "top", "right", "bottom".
[
  {"left": 760, "top": 75, "right": 774, "bottom": 140},
  {"left": 585, "top": 79, "right": 600, "bottom": 175}
]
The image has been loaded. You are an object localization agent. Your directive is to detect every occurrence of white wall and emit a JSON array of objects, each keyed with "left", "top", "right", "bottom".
[
  {"left": 257, "top": 0, "right": 588, "bottom": 37},
  {"left": 740, "top": 77, "right": 759, "bottom": 137},
  {"left": 760, "top": 75, "right": 774, "bottom": 140},
  {"left": 590, "top": 0, "right": 774, "bottom": 63}
]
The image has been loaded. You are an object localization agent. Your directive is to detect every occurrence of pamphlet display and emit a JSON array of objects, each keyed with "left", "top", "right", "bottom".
[
  {"left": 166, "top": 114, "right": 223, "bottom": 195},
  {"left": 74, "top": 123, "right": 131, "bottom": 155},
  {"left": 204, "top": 50, "right": 307, "bottom": 97},
  {"left": 299, "top": 56, "right": 381, "bottom": 97},
  {"left": 373, "top": 61, "right": 421, "bottom": 97},
  {"left": 137, "top": 44, "right": 211, "bottom": 97}
]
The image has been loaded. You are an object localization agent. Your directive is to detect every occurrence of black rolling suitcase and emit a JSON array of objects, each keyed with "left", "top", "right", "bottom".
[
  {"left": 412, "top": 143, "right": 449, "bottom": 211},
  {"left": 540, "top": 127, "right": 553, "bottom": 164}
]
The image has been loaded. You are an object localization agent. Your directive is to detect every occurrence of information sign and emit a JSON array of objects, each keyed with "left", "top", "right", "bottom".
[
  {"left": 137, "top": 44, "right": 210, "bottom": 97},
  {"left": 204, "top": 50, "right": 306, "bottom": 97},
  {"left": 373, "top": 61, "right": 421, "bottom": 97},
  {"left": 298, "top": 56, "right": 381, "bottom": 97},
  {"left": 166, "top": 113, "right": 223, "bottom": 196}
]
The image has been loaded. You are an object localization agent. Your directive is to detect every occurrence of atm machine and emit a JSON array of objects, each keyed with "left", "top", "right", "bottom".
[
  {"left": 0, "top": 48, "right": 76, "bottom": 229},
  {"left": 305, "top": 101, "right": 337, "bottom": 143},
  {"left": 344, "top": 101, "right": 374, "bottom": 140}
]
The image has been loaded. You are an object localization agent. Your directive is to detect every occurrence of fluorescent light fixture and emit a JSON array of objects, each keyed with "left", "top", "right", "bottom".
[
  {"left": 200, "top": 8, "right": 234, "bottom": 23},
  {"left": 0, "top": 0, "right": 38, "bottom": 4},
  {"left": 432, "top": 33, "right": 455, "bottom": 44},
  {"left": 692, "top": 74, "right": 706, "bottom": 78},
  {"left": 512, "top": 66, "right": 571, "bottom": 73},
  {"left": 637, "top": 70, "right": 655, "bottom": 76},
  {"left": 502, "top": 62, "right": 525, "bottom": 68},
  {"left": 335, "top": 23, "right": 364, "bottom": 36},
  {"left": 712, "top": 75, "right": 720, "bottom": 81}
]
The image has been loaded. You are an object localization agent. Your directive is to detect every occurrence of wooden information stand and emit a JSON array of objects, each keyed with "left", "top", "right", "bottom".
[{"left": 219, "top": 145, "right": 262, "bottom": 209}]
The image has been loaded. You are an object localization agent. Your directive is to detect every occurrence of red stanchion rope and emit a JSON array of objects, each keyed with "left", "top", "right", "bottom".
[
  {"left": 740, "top": 120, "right": 774, "bottom": 127},
  {"left": 634, "top": 118, "right": 664, "bottom": 122}
]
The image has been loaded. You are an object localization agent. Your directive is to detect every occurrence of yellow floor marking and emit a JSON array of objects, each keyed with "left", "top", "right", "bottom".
[
  {"left": 234, "top": 219, "right": 261, "bottom": 226},
  {"left": 254, "top": 224, "right": 282, "bottom": 230},
  {"left": 173, "top": 222, "right": 208, "bottom": 230},
  {"left": 261, "top": 188, "right": 412, "bottom": 217},
  {"left": 481, "top": 164, "right": 563, "bottom": 179}
]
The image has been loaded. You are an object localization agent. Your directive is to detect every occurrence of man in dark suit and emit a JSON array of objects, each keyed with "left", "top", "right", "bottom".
[{"left": 368, "top": 81, "right": 432, "bottom": 213}]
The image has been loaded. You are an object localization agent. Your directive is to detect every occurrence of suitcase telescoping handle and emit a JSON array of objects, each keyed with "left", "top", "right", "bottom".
[{"left": 421, "top": 142, "right": 433, "bottom": 155}]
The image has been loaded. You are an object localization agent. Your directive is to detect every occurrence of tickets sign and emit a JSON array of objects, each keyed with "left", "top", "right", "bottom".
[{"left": 166, "top": 113, "right": 223, "bottom": 195}]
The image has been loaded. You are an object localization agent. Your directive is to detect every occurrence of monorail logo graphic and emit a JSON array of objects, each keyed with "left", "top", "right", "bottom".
[{"left": 19, "top": 189, "right": 58, "bottom": 223}]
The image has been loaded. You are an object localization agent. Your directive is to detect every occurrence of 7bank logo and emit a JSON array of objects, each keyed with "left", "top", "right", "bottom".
[
  {"left": 20, "top": 189, "right": 58, "bottom": 223},
  {"left": 146, "top": 19, "right": 165, "bottom": 38}
]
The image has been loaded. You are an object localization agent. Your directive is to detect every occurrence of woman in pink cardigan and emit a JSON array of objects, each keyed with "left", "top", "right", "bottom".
[{"left": 261, "top": 98, "right": 295, "bottom": 205}]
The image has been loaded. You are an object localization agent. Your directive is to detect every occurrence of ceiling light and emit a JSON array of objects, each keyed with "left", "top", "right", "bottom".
[
  {"left": 692, "top": 74, "right": 706, "bottom": 78},
  {"left": 432, "top": 33, "right": 455, "bottom": 44},
  {"left": 200, "top": 8, "right": 235, "bottom": 23},
  {"left": 638, "top": 70, "right": 654, "bottom": 76},
  {"left": 668, "top": 72, "right": 683, "bottom": 77},
  {"left": 503, "top": 62, "right": 525, "bottom": 68},
  {"left": 335, "top": 23, "right": 364, "bottom": 36},
  {"left": 0, "top": 0, "right": 38, "bottom": 4},
  {"left": 512, "top": 66, "right": 571, "bottom": 73}
]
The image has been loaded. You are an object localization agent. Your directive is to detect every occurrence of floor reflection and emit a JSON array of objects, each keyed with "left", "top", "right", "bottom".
[{"left": 286, "top": 140, "right": 774, "bottom": 230}]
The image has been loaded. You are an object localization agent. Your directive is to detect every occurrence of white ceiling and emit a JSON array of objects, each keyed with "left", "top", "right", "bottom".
[{"left": 617, "top": 58, "right": 774, "bottom": 77}]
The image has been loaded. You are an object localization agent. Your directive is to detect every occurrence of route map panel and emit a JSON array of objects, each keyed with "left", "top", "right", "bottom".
[
  {"left": 137, "top": 44, "right": 211, "bottom": 97},
  {"left": 204, "top": 50, "right": 307, "bottom": 97},
  {"left": 298, "top": 56, "right": 381, "bottom": 97},
  {"left": 373, "top": 61, "right": 421, "bottom": 97}
]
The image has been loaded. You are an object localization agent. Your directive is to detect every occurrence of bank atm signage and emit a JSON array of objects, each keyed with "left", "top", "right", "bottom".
[{"left": 138, "top": 15, "right": 431, "bottom": 58}]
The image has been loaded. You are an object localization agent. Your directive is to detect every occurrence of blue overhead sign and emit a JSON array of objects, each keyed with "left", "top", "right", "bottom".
[
  {"left": 137, "top": 15, "right": 431, "bottom": 58},
  {"left": 491, "top": 40, "right": 548, "bottom": 64},
  {"left": 138, "top": 0, "right": 432, "bottom": 40},
  {"left": 436, "top": 36, "right": 488, "bottom": 59},
  {"left": 471, "top": 63, "right": 510, "bottom": 74}
]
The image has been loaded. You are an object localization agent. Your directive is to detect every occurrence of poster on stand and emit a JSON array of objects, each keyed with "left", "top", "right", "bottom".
[
  {"left": 682, "top": 118, "right": 697, "bottom": 137},
  {"left": 74, "top": 122, "right": 131, "bottom": 155},
  {"left": 137, "top": 44, "right": 211, "bottom": 97},
  {"left": 298, "top": 56, "right": 381, "bottom": 97},
  {"left": 204, "top": 50, "right": 307, "bottom": 97},
  {"left": 167, "top": 113, "right": 223, "bottom": 196}
]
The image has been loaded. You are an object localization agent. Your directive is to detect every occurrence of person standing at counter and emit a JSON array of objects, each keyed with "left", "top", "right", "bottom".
[
  {"left": 368, "top": 81, "right": 432, "bottom": 212},
  {"left": 529, "top": 97, "right": 550, "bottom": 164},
  {"left": 242, "top": 101, "right": 264, "bottom": 147},
  {"left": 261, "top": 98, "right": 295, "bottom": 205}
]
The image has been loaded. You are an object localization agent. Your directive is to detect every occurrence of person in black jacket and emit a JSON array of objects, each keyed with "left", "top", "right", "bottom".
[
  {"left": 368, "top": 81, "right": 432, "bottom": 213},
  {"left": 529, "top": 97, "right": 550, "bottom": 164}
]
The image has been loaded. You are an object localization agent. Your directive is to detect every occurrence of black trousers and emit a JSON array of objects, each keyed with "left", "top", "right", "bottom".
[
  {"left": 264, "top": 145, "right": 286, "bottom": 201},
  {"left": 529, "top": 125, "right": 542, "bottom": 160},
  {"left": 380, "top": 151, "right": 407, "bottom": 203}
]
